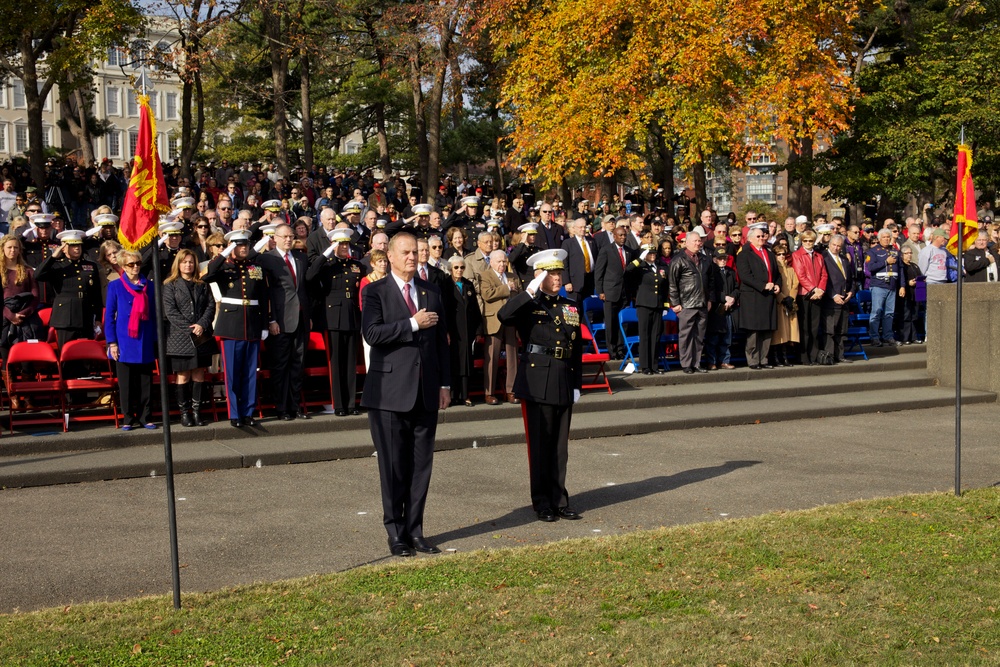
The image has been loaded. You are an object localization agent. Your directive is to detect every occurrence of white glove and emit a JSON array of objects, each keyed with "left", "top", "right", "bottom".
[
  {"left": 261, "top": 329, "right": 269, "bottom": 341},
  {"left": 158, "top": 236, "right": 167, "bottom": 247},
  {"left": 253, "top": 237, "right": 269, "bottom": 253},
  {"left": 22, "top": 225, "right": 36, "bottom": 240},
  {"left": 220, "top": 242, "right": 237, "bottom": 258},
  {"left": 526, "top": 270, "right": 548, "bottom": 296},
  {"left": 573, "top": 389, "right": 581, "bottom": 404},
  {"left": 86, "top": 226, "right": 102, "bottom": 238},
  {"left": 322, "top": 243, "right": 337, "bottom": 258},
  {"left": 93, "top": 324, "right": 102, "bottom": 338}
]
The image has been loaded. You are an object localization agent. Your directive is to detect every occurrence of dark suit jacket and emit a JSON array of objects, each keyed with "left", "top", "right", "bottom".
[
  {"left": 560, "top": 236, "right": 596, "bottom": 300},
  {"left": 534, "top": 222, "right": 565, "bottom": 250},
  {"left": 822, "top": 251, "right": 854, "bottom": 305},
  {"left": 593, "top": 229, "right": 616, "bottom": 253},
  {"left": 360, "top": 275, "right": 450, "bottom": 413},
  {"left": 260, "top": 248, "right": 309, "bottom": 333},
  {"left": 594, "top": 242, "right": 631, "bottom": 302}
]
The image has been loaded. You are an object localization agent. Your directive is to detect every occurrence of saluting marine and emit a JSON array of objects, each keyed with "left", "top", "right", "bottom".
[
  {"left": 497, "top": 248, "right": 584, "bottom": 524},
  {"left": 307, "top": 228, "right": 364, "bottom": 416},
  {"left": 204, "top": 229, "right": 271, "bottom": 427},
  {"left": 33, "top": 228, "right": 103, "bottom": 348}
]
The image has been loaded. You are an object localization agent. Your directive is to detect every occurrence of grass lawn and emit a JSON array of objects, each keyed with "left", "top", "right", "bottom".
[{"left": 2, "top": 488, "right": 998, "bottom": 666}]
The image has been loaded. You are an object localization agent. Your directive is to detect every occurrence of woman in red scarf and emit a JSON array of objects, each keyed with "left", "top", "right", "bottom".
[{"left": 105, "top": 249, "right": 158, "bottom": 430}]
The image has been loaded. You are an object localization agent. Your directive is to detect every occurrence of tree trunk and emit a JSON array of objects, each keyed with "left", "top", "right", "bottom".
[
  {"left": 692, "top": 158, "right": 707, "bottom": 213},
  {"left": 408, "top": 53, "right": 430, "bottom": 199},
  {"left": 20, "top": 36, "right": 48, "bottom": 188},
  {"left": 180, "top": 77, "right": 195, "bottom": 179},
  {"left": 60, "top": 78, "right": 95, "bottom": 166},
  {"left": 264, "top": 8, "right": 290, "bottom": 179},
  {"left": 374, "top": 102, "right": 391, "bottom": 177},
  {"left": 649, "top": 123, "right": 675, "bottom": 201},
  {"left": 786, "top": 137, "right": 814, "bottom": 217},
  {"left": 299, "top": 49, "right": 314, "bottom": 170}
]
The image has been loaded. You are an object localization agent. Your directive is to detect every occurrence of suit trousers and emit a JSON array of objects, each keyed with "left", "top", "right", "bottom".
[
  {"left": 485, "top": 325, "right": 518, "bottom": 396},
  {"left": 368, "top": 388, "right": 438, "bottom": 541},
  {"left": 268, "top": 325, "right": 306, "bottom": 415},
  {"left": 116, "top": 361, "right": 152, "bottom": 424},
  {"left": 821, "top": 306, "right": 848, "bottom": 361},
  {"left": 745, "top": 330, "right": 772, "bottom": 366},
  {"left": 524, "top": 401, "right": 572, "bottom": 512},
  {"left": 603, "top": 295, "right": 629, "bottom": 356},
  {"left": 636, "top": 306, "right": 662, "bottom": 371},
  {"left": 221, "top": 339, "right": 259, "bottom": 419},
  {"left": 677, "top": 307, "right": 708, "bottom": 370},
  {"left": 798, "top": 296, "right": 823, "bottom": 363},
  {"left": 329, "top": 330, "right": 359, "bottom": 410}
]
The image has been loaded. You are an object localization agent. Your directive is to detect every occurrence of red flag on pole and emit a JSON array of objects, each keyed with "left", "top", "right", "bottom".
[
  {"left": 118, "top": 94, "right": 170, "bottom": 251},
  {"left": 947, "top": 144, "right": 978, "bottom": 256}
]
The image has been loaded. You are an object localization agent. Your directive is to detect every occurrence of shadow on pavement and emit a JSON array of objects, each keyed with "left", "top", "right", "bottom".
[{"left": 432, "top": 459, "right": 761, "bottom": 545}]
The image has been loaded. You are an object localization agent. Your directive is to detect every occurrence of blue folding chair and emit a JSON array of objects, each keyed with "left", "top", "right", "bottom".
[
  {"left": 844, "top": 290, "right": 871, "bottom": 359},
  {"left": 658, "top": 309, "right": 681, "bottom": 370},
  {"left": 618, "top": 307, "right": 640, "bottom": 370},
  {"left": 583, "top": 296, "right": 607, "bottom": 353}
]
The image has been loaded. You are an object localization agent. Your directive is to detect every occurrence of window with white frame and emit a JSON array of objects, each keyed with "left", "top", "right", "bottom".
[
  {"left": 126, "top": 92, "right": 138, "bottom": 117},
  {"left": 131, "top": 40, "right": 148, "bottom": 70},
  {"left": 0, "top": 86, "right": 7, "bottom": 109},
  {"left": 108, "top": 46, "right": 125, "bottom": 67},
  {"left": 15, "top": 125, "right": 28, "bottom": 153},
  {"left": 106, "top": 87, "right": 120, "bottom": 116},
  {"left": 165, "top": 92, "right": 178, "bottom": 120},
  {"left": 107, "top": 129, "right": 121, "bottom": 158},
  {"left": 167, "top": 133, "right": 178, "bottom": 160},
  {"left": 0, "top": 124, "right": 7, "bottom": 153},
  {"left": 128, "top": 129, "right": 139, "bottom": 156},
  {"left": 12, "top": 81, "right": 26, "bottom": 109},
  {"left": 148, "top": 92, "right": 158, "bottom": 118},
  {"left": 41, "top": 125, "right": 52, "bottom": 149},
  {"left": 36, "top": 82, "right": 51, "bottom": 112}
]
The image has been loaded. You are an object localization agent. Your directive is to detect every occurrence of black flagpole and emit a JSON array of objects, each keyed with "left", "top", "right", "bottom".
[
  {"left": 138, "top": 71, "right": 182, "bottom": 609},
  {"left": 954, "top": 126, "right": 965, "bottom": 498}
]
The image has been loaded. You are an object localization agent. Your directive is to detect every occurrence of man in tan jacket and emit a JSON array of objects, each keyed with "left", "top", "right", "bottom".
[{"left": 479, "top": 250, "right": 521, "bottom": 404}]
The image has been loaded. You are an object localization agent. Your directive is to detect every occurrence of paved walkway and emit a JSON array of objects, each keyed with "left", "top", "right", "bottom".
[{"left": 2, "top": 403, "right": 997, "bottom": 613}]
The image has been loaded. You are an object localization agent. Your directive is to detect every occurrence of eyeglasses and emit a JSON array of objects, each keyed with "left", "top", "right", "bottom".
[
  {"left": 274, "top": 234, "right": 294, "bottom": 239},
  {"left": 196, "top": 225, "right": 210, "bottom": 229},
  {"left": 746, "top": 216, "right": 758, "bottom": 221},
  {"left": 453, "top": 265, "right": 466, "bottom": 269},
  {"left": 540, "top": 209, "right": 553, "bottom": 214},
  {"left": 123, "top": 262, "right": 140, "bottom": 268},
  {"left": 218, "top": 207, "right": 231, "bottom": 211},
  {"left": 429, "top": 245, "right": 443, "bottom": 250},
  {"left": 26, "top": 209, "right": 41, "bottom": 213}
]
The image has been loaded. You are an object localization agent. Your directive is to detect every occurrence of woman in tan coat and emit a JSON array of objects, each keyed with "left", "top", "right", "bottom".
[{"left": 771, "top": 246, "right": 800, "bottom": 366}]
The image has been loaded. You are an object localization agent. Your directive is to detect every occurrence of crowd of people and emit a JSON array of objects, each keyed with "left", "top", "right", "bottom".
[{"left": 1, "top": 157, "right": 993, "bottom": 431}]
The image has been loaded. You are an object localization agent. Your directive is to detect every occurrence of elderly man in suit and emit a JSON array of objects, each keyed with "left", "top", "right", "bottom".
[
  {"left": 560, "top": 218, "right": 596, "bottom": 305},
  {"left": 480, "top": 249, "right": 521, "bottom": 405},
  {"left": 259, "top": 223, "right": 311, "bottom": 420},
  {"left": 594, "top": 226, "right": 632, "bottom": 358},
  {"left": 821, "top": 234, "right": 854, "bottom": 364},
  {"left": 361, "top": 232, "right": 451, "bottom": 558}
]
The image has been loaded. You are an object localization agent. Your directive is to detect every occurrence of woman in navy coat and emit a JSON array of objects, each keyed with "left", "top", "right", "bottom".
[
  {"left": 443, "top": 254, "right": 482, "bottom": 406},
  {"left": 105, "top": 249, "right": 158, "bottom": 430}
]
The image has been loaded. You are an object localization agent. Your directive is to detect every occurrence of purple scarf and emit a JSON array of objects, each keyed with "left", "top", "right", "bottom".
[{"left": 120, "top": 277, "right": 149, "bottom": 338}]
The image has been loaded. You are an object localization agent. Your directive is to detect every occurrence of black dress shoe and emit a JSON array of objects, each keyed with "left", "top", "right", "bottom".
[
  {"left": 334, "top": 409, "right": 347, "bottom": 417},
  {"left": 296, "top": 410, "right": 312, "bottom": 419},
  {"left": 683, "top": 368, "right": 695, "bottom": 374},
  {"left": 243, "top": 417, "right": 257, "bottom": 427},
  {"left": 536, "top": 509, "right": 559, "bottom": 522},
  {"left": 694, "top": 367, "right": 708, "bottom": 373},
  {"left": 557, "top": 507, "right": 582, "bottom": 520},
  {"left": 231, "top": 418, "right": 242, "bottom": 427},
  {"left": 410, "top": 537, "right": 441, "bottom": 554},
  {"left": 749, "top": 364, "right": 762, "bottom": 370},
  {"left": 388, "top": 539, "right": 414, "bottom": 558},
  {"left": 282, "top": 413, "right": 295, "bottom": 421},
  {"left": 350, "top": 408, "right": 361, "bottom": 416},
  {"left": 761, "top": 364, "right": 774, "bottom": 369},
  {"left": 642, "top": 369, "right": 653, "bottom": 375}
]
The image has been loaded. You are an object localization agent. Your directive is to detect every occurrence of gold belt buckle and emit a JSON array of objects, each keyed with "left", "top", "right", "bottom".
[
  {"left": 242, "top": 299, "right": 250, "bottom": 306},
  {"left": 554, "top": 347, "right": 566, "bottom": 360}
]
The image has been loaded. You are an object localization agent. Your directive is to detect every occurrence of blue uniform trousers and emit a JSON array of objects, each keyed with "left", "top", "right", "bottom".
[{"left": 221, "top": 338, "right": 259, "bottom": 419}]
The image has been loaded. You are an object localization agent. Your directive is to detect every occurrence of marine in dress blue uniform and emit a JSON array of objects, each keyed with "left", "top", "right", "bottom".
[
  {"left": 203, "top": 229, "right": 271, "bottom": 426},
  {"left": 497, "top": 249, "right": 584, "bottom": 523}
]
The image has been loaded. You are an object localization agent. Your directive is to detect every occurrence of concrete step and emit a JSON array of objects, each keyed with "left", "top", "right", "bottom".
[{"left": 1, "top": 377, "right": 991, "bottom": 489}]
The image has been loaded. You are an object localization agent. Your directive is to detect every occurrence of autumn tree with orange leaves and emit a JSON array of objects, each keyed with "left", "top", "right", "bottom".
[{"left": 484, "top": 0, "right": 861, "bottom": 210}]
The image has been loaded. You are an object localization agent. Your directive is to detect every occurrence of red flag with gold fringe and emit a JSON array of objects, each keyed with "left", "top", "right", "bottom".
[
  {"left": 118, "top": 94, "right": 170, "bottom": 250},
  {"left": 947, "top": 144, "right": 978, "bottom": 256}
]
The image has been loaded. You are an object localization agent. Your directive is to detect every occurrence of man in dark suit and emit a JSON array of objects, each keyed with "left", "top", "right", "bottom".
[
  {"left": 560, "top": 218, "right": 596, "bottom": 305},
  {"left": 361, "top": 232, "right": 451, "bottom": 558},
  {"left": 259, "top": 223, "right": 310, "bottom": 420},
  {"left": 592, "top": 215, "right": 619, "bottom": 252},
  {"left": 594, "top": 226, "right": 631, "bottom": 358},
  {"left": 534, "top": 202, "right": 565, "bottom": 250},
  {"left": 821, "top": 234, "right": 854, "bottom": 364}
]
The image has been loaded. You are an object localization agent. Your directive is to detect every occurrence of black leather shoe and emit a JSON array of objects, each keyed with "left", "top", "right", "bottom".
[
  {"left": 761, "top": 364, "right": 774, "bottom": 369},
  {"left": 230, "top": 419, "right": 242, "bottom": 427},
  {"left": 410, "top": 537, "right": 441, "bottom": 554},
  {"left": 388, "top": 539, "right": 414, "bottom": 558},
  {"left": 335, "top": 409, "right": 347, "bottom": 417},
  {"left": 243, "top": 417, "right": 257, "bottom": 427},
  {"left": 694, "top": 367, "right": 708, "bottom": 373},
  {"left": 683, "top": 368, "right": 695, "bottom": 374},
  {"left": 557, "top": 508, "right": 582, "bottom": 520},
  {"left": 350, "top": 408, "right": 361, "bottom": 416},
  {"left": 749, "top": 364, "right": 762, "bottom": 370},
  {"left": 282, "top": 413, "right": 295, "bottom": 421},
  {"left": 536, "top": 509, "right": 559, "bottom": 522},
  {"left": 296, "top": 410, "right": 312, "bottom": 419}
]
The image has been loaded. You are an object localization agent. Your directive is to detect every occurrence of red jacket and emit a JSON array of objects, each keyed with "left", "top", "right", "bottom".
[{"left": 791, "top": 247, "right": 829, "bottom": 296}]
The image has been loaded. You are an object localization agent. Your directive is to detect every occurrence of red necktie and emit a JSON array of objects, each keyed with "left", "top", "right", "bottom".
[
  {"left": 420, "top": 266, "right": 427, "bottom": 281},
  {"left": 403, "top": 283, "right": 417, "bottom": 316},
  {"left": 618, "top": 246, "right": 625, "bottom": 267},
  {"left": 284, "top": 253, "right": 296, "bottom": 286},
  {"left": 756, "top": 246, "right": 770, "bottom": 276}
]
